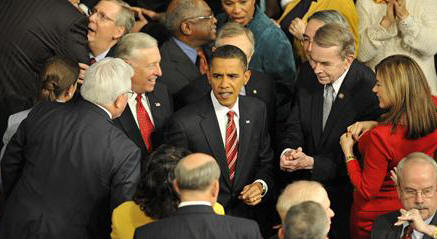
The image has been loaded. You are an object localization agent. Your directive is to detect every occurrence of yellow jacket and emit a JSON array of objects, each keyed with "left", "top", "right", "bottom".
[
  {"left": 111, "top": 201, "right": 225, "bottom": 239},
  {"left": 278, "top": 0, "right": 359, "bottom": 59}
]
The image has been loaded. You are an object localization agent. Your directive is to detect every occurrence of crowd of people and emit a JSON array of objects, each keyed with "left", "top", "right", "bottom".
[{"left": 0, "top": 0, "right": 436, "bottom": 238}]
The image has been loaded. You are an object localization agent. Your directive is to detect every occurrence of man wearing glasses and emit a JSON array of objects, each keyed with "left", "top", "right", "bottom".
[
  {"left": 372, "top": 152, "right": 437, "bottom": 239},
  {"left": 158, "top": 0, "right": 217, "bottom": 99}
]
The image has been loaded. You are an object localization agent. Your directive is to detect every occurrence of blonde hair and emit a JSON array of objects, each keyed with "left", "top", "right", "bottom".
[
  {"left": 375, "top": 55, "right": 437, "bottom": 139},
  {"left": 313, "top": 23, "right": 354, "bottom": 60}
]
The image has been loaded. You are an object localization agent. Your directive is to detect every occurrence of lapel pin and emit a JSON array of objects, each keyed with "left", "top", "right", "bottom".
[
  {"left": 155, "top": 102, "right": 161, "bottom": 107},
  {"left": 338, "top": 93, "right": 344, "bottom": 99},
  {"left": 252, "top": 89, "right": 257, "bottom": 94},
  {"left": 246, "top": 120, "right": 250, "bottom": 124}
]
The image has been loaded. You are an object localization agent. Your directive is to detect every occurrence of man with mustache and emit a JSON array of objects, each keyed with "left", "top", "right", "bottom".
[
  {"left": 371, "top": 152, "right": 437, "bottom": 239},
  {"left": 113, "top": 32, "right": 172, "bottom": 159}
]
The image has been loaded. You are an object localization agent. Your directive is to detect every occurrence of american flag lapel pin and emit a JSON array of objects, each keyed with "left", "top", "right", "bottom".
[{"left": 155, "top": 102, "right": 161, "bottom": 107}]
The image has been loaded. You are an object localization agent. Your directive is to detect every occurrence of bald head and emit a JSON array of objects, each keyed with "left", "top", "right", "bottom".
[
  {"left": 175, "top": 153, "right": 221, "bottom": 191},
  {"left": 277, "top": 181, "right": 334, "bottom": 222}
]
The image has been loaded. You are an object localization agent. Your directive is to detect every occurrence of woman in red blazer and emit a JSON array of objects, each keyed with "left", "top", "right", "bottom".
[{"left": 340, "top": 55, "right": 437, "bottom": 239}]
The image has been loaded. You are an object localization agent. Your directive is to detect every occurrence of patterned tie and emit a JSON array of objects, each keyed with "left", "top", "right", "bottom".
[
  {"left": 322, "top": 84, "right": 335, "bottom": 130},
  {"left": 196, "top": 48, "right": 208, "bottom": 75},
  {"left": 136, "top": 94, "right": 154, "bottom": 152},
  {"left": 401, "top": 224, "right": 413, "bottom": 239},
  {"left": 225, "top": 111, "right": 238, "bottom": 182},
  {"left": 89, "top": 57, "right": 96, "bottom": 65}
]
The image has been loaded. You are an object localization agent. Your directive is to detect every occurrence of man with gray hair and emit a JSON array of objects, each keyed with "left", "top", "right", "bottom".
[
  {"left": 0, "top": 58, "right": 141, "bottom": 239},
  {"left": 371, "top": 152, "right": 437, "bottom": 239},
  {"left": 280, "top": 201, "right": 330, "bottom": 239},
  {"left": 113, "top": 32, "right": 172, "bottom": 158},
  {"left": 279, "top": 22, "right": 381, "bottom": 239},
  {"left": 134, "top": 153, "right": 263, "bottom": 239}
]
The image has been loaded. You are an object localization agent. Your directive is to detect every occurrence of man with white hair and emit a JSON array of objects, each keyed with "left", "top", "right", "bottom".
[{"left": 0, "top": 58, "right": 141, "bottom": 239}]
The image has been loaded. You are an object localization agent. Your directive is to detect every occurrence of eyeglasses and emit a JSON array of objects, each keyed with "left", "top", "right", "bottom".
[
  {"left": 401, "top": 187, "right": 436, "bottom": 199},
  {"left": 183, "top": 14, "right": 214, "bottom": 22},
  {"left": 90, "top": 8, "right": 115, "bottom": 22}
]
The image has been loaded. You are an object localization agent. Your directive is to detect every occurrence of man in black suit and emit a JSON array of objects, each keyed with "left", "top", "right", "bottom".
[
  {"left": 371, "top": 153, "right": 437, "bottom": 239},
  {"left": 278, "top": 23, "right": 381, "bottom": 239},
  {"left": 158, "top": 0, "right": 217, "bottom": 96},
  {"left": 0, "top": 58, "right": 141, "bottom": 239},
  {"left": 134, "top": 152, "right": 263, "bottom": 239},
  {"left": 113, "top": 32, "right": 172, "bottom": 159},
  {"left": 0, "top": 0, "right": 89, "bottom": 147},
  {"left": 163, "top": 45, "right": 274, "bottom": 220}
]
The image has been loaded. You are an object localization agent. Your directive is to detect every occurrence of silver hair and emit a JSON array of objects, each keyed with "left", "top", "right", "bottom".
[
  {"left": 308, "top": 10, "right": 349, "bottom": 30},
  {"left": 397, "top": 152, "right": 437, "bottom": 186},
  {"left": 81, "top": 57, "right": 133, "bottom": 105},
  {"left": 215, "top": 22, "right": 255, "bottom": 56},
  {"left": 114, "top": 32, "right": 158, "bottom": 60},
  {"left": 284, "top": 201, "right": 329, "bottom": 239},
  {"left": 175, "top": 157, "right": 221, "bottom": 191},
  {"left": 101, "top": 0, "right": 135, "bottom": 34},
  {"left": 314, "top": 23, "right": 355, "bottom": 60}
]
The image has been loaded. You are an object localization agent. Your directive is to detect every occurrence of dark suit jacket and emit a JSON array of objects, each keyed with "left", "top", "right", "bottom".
[
  {"left": 0, "top": 100, "right": 141, "bottom": 239},
  {"left": 163, "top": 95, "right": 274, "bottom": 217},
  {"left": 113, "top": 83, "right": 173, "bottom": 159},
  {"left": 371, "top": 211, "right": 437, "bottom": 239},
  {"left": 159, "top": 38, "right": 202, "bottom": 95},
  {"left": 279, "top": 60, "right": 382, "bottom": 239},
  {"left": 0, "top": 0, "right": 89, "bottom": 141},
  {"left": 134, "top": 205, "right": 263, "bottom": 239}
]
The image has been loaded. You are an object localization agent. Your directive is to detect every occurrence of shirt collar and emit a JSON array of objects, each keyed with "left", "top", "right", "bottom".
[
  {"left": 210, "top": 91, "right": 240, "bottom": 119},
  {"left": 326, "top": 65, "right": 350, "bottom": 95},
  {"left": 92, "top": 102, "right": 113, "bottom": 119},
  {"left": 179, "top": 201, "right": 212, "bottom": 208},
  {"left": 173, "top": 37, "right": 198, "bottom": 64},
  {"left": 89, "top": 48, "right": 110, "bottom": 62}
]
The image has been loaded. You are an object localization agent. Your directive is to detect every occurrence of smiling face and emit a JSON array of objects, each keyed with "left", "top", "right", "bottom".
[
  {"left": 88, "top": 1, "right": 124, "bottom": 54},
  {"left": 221, "top": 0, "right": 256, "bottom": 26},
  {"left": 208, "top": 57, "right": 250, "bottom": 108},
  {"left": 127, "top": 47, "right": 162, "bottom": 94},
  {"left": 372, "top": 75, "right": 392, "bottom": 109}
]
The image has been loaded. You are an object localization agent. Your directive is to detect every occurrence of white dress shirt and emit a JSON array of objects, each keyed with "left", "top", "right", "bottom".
[
  {"left": 89, "top": 48, "right": 110, "bottom": 62},
  {"left": 127, "top": 92, "right": 155, "bottom": 127},
  {"left": 179, "top": 201, "right": 212, "bottom": 208}
]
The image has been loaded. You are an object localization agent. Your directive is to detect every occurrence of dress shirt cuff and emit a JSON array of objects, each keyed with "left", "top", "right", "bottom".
[{"left": 254, "top": 179, "right": 268, "bottom": 197}]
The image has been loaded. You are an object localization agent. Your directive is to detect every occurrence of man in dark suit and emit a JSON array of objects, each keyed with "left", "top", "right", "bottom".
[
  {"left": 371, "top": 153, "right": 437, "bottom": 239},
  {"left": 134, "top": 152, "right": 263, "bottom": 239},
  {"left": 163, "top": 45, "right": 274, "bottom": 220},
  {"left": 0, "top": 0, "right": 89, "bottom": 147},
  {"left": 158, "top": 0, "right": 217, "bottom": 96},
  {"left": 278, "top": 23, "right": 382, "bottom": 239},
  {"left": 113, "top": 32, "right": 172, "bottom": 159},
  {"left": 0, "top": 58, "right": 141, "bottom": 239}
]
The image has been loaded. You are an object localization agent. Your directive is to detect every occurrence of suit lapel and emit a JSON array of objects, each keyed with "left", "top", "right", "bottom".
[
  {"left": 199, "top": 98, "right": 231, "bottom": 188},
  {"left": 234, "top": 98, "right": 253, "bottom": 188},
  {"left": 311, "top": 86, "right": 323, "bottom": 148},
  {"left": 147, "top": 92, "right": 163, "bottom": 129},
  {"left": 423, "top": 214, "right": 437, "bottom": 239},
  {"left": 168, "top": 39, "right": 200, "bottom": 83},
  {"left": 118, "top": 106, "right": 146, "bottom": 152}
]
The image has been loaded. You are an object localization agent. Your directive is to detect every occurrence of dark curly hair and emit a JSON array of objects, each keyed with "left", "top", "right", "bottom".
[{"left": 133, "top": 144, "right": 191, "bottom": 219}]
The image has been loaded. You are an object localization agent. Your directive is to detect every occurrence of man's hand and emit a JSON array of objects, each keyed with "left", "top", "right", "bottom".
[
  {"left": 280, "top": 147, "right": 314, "bottom": 172},
  {"left": 239, "top": 182, "right": 263, "bottom": 206},
  {"left": 395, "top": 209, "right": 437, "bottom": 236},
  {"left": 130, "top": 7, "right": 148, "bottom": 33},
  {"left": 78, "top": 63, "right": 90, "bottom": 84}
]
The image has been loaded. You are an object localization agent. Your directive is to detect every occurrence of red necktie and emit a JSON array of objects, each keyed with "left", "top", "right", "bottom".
[
  {"left": 136, "top": 94, "right": 154, "bottom": 152},
  {"left": 89, "top": 57, "right": 96, "bottom": 65},
  {"left": 225, "top": 111, "right": 238, "bottom": 182},
  {"left": 401, "top": 224, "right": 413, "bottom": 239},
  {"left": 196, "top": 48, "right": 208, "bottom": 75}
]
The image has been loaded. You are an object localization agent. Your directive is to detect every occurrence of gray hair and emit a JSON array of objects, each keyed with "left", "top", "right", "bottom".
[
  {"left": 314, "top": 23, "right": 355, "bottom": 60},
  {"left": 165, "top": 0, "right": 202, "bottom": 35},
  {"left": 308, "top": 10, "right": 349, "bottom": 30},
  {"left": 397, "top": 152, "right": 437, "bottom": 186},
  {"left": 175, "top": 157, "right": 221, "bottom": 191},
  {"left": 102, "top": 0, "right": 135, "bottom": 34},
  {"left": 215, "top": 22, "right": 255, "bottom": 56},
  {"left": 114, "top": 32, "right": 158, "bottom": 60},
  {"left": 276, "top": 181, "right": 326, "bottom": 221},
  {"left": 81, "top": 57, "right": 133, "bottom": 105},
  {"left": 284, "top": 201, "right": 329, "bottom": 239}
]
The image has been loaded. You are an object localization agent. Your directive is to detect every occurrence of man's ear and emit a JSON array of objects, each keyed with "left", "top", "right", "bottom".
[
  {"left": 344, "top": 54, "right": 354, "bottom": 69},
  {"left": 243, "top": 69, "right": 251, "bottom": 85},
  {"left": 114, "top": 94, "right": 125, "bottom": 109},
  {"left": 113, "top": 26, "right": 126, "bottom": 40},
  {"left": 180, "top": 21, "right": 192, "bottom": 36},
  {"left": 173, "top": 180, "right": 181, "bottom": 195}
]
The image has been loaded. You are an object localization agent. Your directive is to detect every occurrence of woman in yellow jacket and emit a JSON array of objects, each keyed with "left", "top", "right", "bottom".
[{"left": 110, "top": 145, "right": 225, "bottom": 239}]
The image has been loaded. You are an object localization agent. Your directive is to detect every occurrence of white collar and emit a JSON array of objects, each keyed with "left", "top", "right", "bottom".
[
  {"left": 93, "top": 103, "right": 113, "bottom": 119},
  {"left": 89, "top": 48, "right": 110, "bottom": 62},
  {"left": 328, "top": 65, "right": 350, "bottom": 95},
  {"left": 179, "top": 201, "right": 212, "bottom": 208},
  {"left": 210, "top": 91, "right": 240, "bottom": 118}
]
